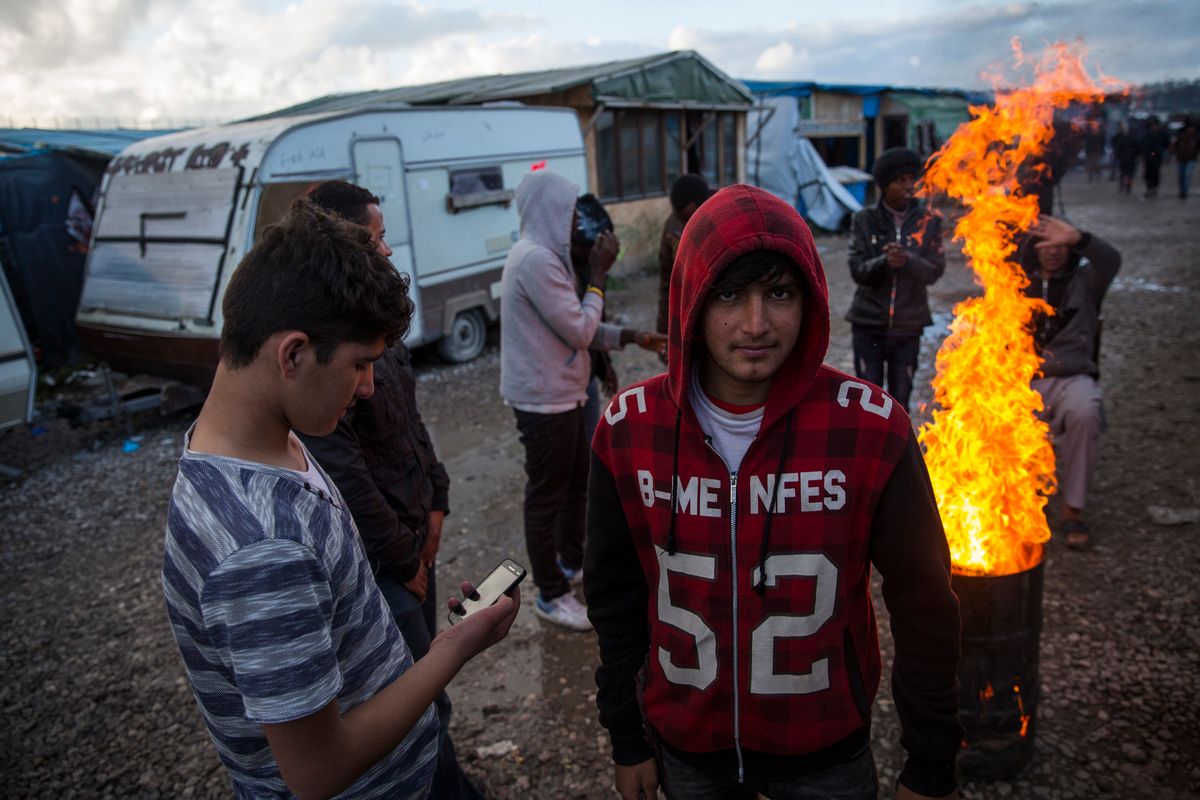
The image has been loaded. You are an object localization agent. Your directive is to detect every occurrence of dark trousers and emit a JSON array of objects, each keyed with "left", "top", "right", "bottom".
[
  {"left": 852, "top": 327, "right": 921, "bottom": 411},
  {"left": 1145, "top": 157, "right": 1162, "bottom": 192},
  {"left": 378, "top": 569, "right": 485, "bottom": 800},
  {"left": 514, "top": 407, "right": 588, "bottom": 600},
  {"left": 658, "top": 744, "right": 879, "bottom": 800}
]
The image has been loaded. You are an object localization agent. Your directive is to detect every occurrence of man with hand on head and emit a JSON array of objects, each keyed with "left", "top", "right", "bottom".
[
  {"left": 299, "top": 180, "right": 484, "bottom": 799},
  {"left": 586, "top": 184, "right": 962, "bottom": 800},
  {"left": 161, "top": 198, "right": 518, "bottom": 799},
  {"left": 1019, "top": 215, "right": 1121, "bottom": 551}
]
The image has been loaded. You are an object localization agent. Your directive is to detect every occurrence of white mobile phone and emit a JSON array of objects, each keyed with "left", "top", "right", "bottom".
[{"left": 448, "top": 558, "right": 527, "bottom": 625}]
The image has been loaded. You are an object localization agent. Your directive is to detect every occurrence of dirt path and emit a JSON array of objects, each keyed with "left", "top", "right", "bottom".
[{"left": 0, "top": 171, "right": 1196, "bottom": 799}]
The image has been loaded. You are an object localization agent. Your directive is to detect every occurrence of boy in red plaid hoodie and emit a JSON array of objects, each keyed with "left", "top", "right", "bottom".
[{"left": 584, "top": 185, "right": 962, "bottom": 800}]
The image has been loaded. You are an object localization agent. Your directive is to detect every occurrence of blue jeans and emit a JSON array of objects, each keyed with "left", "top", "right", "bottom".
[
  {"left": 658, "top": 745, "right": 879, "bottom": 800},
  {"left": 377, "top": 568, "right": 485, "bottom": 800},
  {"left": 852, "top": 328, "right": 921, "bottom": 412},
  {"left": 1179, "top": 160, "right": 1195, "bottom": 198}
]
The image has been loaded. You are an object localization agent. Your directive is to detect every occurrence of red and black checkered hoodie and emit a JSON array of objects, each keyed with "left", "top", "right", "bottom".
[{"left": 584, "top": 185, "right": 962, "bottom": 796}]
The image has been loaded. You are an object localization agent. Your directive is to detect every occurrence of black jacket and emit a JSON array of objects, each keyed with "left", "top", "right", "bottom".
[
  {"left": 1019, "top": 232, "right": 1121, "bottom": 378},
  {"left": 300, "top": 343, "right": 450, "bottom": 582},
  {"left": 846, "top": 201, "right": 945, "bottom": 335}
]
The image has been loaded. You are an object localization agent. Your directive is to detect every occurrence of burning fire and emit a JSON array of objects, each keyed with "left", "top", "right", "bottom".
[{"left": 917, "top": 41, "right": 1122, "bottom": 576}]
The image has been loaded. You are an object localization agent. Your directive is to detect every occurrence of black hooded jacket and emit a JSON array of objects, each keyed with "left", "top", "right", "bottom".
[
  {"left": 1019, "top": 232, "right": 1121, "bottom": 378},
  {"left": 300, "top": 343, "right": 450, "bottom": 582},
  {"left": 846, "top": 200, "right": 945, "bottom": 334}
]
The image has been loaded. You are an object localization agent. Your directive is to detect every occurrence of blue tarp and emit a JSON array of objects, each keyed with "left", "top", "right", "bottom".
[
  {"left": 0, "top": 129, "right": 179, "bottom": 366},
  {"left": 0, "top": 128, "right": 179, "bottom": 160}
]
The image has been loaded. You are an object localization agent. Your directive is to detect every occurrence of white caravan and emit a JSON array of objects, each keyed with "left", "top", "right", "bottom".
[
  {"left": 0, "top": 264, "right": 36, "bottom": 433},
  {"left": 76, "top": 106, "right": 588, "bottom": 385}
]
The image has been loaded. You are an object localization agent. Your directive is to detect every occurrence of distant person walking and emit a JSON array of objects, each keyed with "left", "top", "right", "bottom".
[
  {"left": 846, "top": 148, "right": 945, "bottom": 412},
  {"left": 1142, "top": 116, "right": 1170, "bottom": 198},
  {"left": 1172, "top": 117, "right": 1198, "bottom": 199},
  {"left": 1112, "top": 123, "right": 1138, "bottom": 195}
]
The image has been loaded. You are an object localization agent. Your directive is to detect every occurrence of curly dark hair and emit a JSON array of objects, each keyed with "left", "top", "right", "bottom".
[
  {"left": 306, "top": 180, "right": 380, "bottom": 226},
  {"left": 220, "top": 197, "right": 412, "bottom": 368}
]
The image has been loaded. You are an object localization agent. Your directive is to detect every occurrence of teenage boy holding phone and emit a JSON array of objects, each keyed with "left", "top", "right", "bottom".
[{"left": 161, "top": 198, "right": 519, "bottom": 799}]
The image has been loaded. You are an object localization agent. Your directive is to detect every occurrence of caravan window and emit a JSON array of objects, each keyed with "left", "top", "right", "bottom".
[{"left": 446, "top": 166, "right": 513, "bottom": 212}]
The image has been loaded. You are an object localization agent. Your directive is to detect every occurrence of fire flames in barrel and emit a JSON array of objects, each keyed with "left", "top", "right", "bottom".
[{"left": 917, "top": 40, "right": 1120, "bottom": 577}]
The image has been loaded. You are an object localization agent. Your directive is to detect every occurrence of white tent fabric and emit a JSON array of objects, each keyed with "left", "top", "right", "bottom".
[{"left": 745, "top": 96, "right": 864, "bottom": 231}]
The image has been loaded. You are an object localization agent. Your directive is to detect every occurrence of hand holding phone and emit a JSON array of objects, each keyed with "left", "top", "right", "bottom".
[{"left": 448, "top": 559, "right": 527, "bottom": 625}]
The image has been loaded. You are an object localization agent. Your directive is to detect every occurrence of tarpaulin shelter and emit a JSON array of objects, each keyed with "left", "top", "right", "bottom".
[
  {"left": 745, "top": 96, "right": 866, "bottom": 231},
  {"left": 743, "top": 80, "right": 986, "bottom": 173},
  {"left": 0, "top": 128, "right": 175, "bottom": 367}
]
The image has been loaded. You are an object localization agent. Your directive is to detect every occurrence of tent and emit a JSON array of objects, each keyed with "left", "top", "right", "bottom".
[
  {"left": 0, "top": 128, "right": 175, "bottom": 368},
  {"left": 745, "top": 96, "right": 865, "bottom": 231}
]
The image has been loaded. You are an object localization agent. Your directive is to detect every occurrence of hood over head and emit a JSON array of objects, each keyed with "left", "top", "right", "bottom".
[
  {"left": 667, "top": 184, "right": 830, "bottom": 429},
  {"left": 515, "top": 169, "right": 578, "bottom": 267}
]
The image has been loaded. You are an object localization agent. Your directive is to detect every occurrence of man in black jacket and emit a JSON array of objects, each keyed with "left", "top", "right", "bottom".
[
  {"left": 1020, "top": 215, "right": 1121, "bottom": 550},
  {"left": 846, "top": 148, "right": 945, "bottom": 411},
  {"left": 300, "top": 180, "right": 483, "bottom": 800}
]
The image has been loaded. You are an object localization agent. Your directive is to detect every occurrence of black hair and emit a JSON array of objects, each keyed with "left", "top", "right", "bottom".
[
  {"left": 306, "top": 180, "right": 380, "bottom": 226},
  {"left": 708, "top": 249, "right": 804, "bottom": 297},
  {"left": 872, "top": 147, "right": 923, "bottom": 188},
  {"left": 220, "top": 197, "right": 412, "bottom": 368},
  {"left": 669, "top": 174, "right": 712, "bottom": 214},
  {"left": 573, "top": 193, "right": 613, "bottom": 245}
]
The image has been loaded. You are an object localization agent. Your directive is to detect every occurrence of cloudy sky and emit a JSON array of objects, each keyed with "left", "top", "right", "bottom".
[{"left": 2, "top": 0, "right": 1196, "bottom": 128}]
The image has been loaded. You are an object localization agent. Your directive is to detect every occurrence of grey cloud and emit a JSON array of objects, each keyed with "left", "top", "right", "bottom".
[
  {"left": 700, "top": 0, "right": 1199, "bottom": 87},
  {"left": 0, "top": 0, "right": 175, "bottom": 71}
]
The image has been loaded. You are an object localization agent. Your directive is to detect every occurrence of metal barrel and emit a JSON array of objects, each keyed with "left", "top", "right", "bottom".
[{"left": 952, "top": 560, "right": 1045, "bottom": 780}]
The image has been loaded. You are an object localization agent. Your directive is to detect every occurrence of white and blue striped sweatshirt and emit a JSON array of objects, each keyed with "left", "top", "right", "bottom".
[{"left": 162, "top": 433, "right": 438, "bottom": 799}]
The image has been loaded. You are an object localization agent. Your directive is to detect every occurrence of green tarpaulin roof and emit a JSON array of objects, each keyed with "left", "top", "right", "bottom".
[
  {"left": 886, "top": 92, "right": 976, "bottom": 143},
  {"left": 246, "top": 50, "right": 752, "bottom": 122}
]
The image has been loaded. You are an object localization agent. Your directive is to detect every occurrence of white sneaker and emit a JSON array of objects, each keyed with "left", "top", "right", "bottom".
[{"left": 534, "top": 592, "right": 593, "bottom": 631}]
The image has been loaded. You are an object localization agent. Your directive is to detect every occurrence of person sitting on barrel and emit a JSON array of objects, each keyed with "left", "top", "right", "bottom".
[{"left": 1019, "top": 215, "right": 1122, "bottom": 550}]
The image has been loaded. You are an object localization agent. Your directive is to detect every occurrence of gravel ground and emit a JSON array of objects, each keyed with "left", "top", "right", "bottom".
[{"left": 1, "top": 172, "right": 1197, "bottom": 799}]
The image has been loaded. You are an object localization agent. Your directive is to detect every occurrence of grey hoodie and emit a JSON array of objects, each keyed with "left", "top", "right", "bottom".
[{"left": 500, "top": 170, "right": 622, "bottom": 409}]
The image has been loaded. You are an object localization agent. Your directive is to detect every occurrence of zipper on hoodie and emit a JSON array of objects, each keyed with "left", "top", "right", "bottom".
[
  {"left": 887, "top": 220, "right": 902, "bottom": 332},
  {"left": 704, "top": 436, "right": 746, "bottom": 784}
]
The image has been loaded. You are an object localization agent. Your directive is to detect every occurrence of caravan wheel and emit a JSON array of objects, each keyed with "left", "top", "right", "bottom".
[{"left": 437, "top": 308, "right": 487, "bottom": 363}]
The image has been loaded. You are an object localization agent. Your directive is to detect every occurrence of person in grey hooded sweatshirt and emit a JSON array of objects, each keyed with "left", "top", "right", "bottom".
[{"left": 500, "top": 169, "right": 664, "bottom": 631}]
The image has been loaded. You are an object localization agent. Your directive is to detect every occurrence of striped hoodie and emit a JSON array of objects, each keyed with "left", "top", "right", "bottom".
[{"left": 162, "top": 434, "right": 438, "bottom": 798}]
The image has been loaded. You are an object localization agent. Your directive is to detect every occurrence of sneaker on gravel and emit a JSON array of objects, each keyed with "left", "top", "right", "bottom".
[
  {"left": 534, "top": 592, "right": 592, "bottom": 631},
  {"left": 558, "top": 559, "right": 584, "bottom": 586}
]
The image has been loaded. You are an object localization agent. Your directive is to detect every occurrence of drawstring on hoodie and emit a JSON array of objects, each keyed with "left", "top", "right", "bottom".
[
  {"left": 666, "top": 407, "right": 683, "bottom": 555},
  {"left": 754, "top": 410, "right": 794, "bottom": 595}
]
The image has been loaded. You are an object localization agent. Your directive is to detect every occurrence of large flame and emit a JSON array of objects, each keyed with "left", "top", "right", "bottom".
[{"left": 917, "top": 41, "right": 1121, "bottom": 576}]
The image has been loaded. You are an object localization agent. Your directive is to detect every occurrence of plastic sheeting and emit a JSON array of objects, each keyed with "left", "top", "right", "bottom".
[
  {"left": 0, "top": 151, "right": 104, "bottom": 367},
  {"left": 746, "top": 97, "right": 864, "bottom": 231}
]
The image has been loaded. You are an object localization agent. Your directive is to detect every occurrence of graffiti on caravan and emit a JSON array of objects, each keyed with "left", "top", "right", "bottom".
[{"left": 107, "top": 141, "right": 252, "bottom": 175}]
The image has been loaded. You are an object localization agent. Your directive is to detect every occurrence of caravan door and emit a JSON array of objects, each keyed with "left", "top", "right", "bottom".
[
  {"left": 81, "top": 168, "right": 242, "bottom": 323},
  {"left": 352, "top": 139, "right": 423, "bottom": 344}
]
